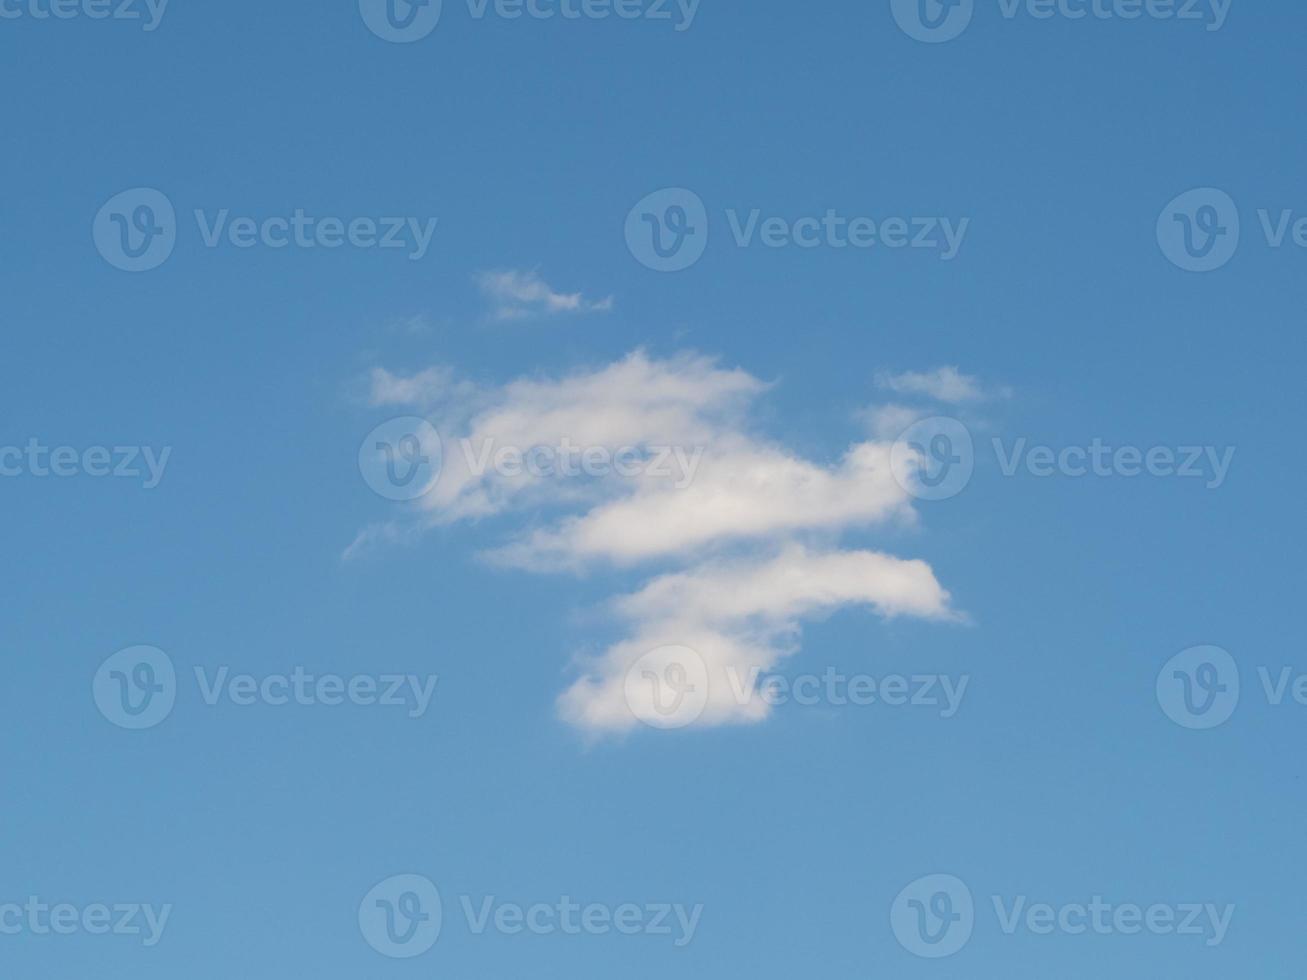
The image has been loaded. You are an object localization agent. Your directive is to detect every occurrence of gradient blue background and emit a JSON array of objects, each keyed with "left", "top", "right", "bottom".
[{"left": 2, "top": 0, "right": 1303, "bottom": 976}]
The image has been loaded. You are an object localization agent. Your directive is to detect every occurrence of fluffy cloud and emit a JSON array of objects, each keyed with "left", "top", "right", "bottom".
[
  {"left": 477, "top": 269, "right": 614, "bottom": 321},
  {"left": 559, "top": 545, "right": 955, "bottom": 732},
  {"left": 356, "top": 350, "right": 969, "bottom": 735}
]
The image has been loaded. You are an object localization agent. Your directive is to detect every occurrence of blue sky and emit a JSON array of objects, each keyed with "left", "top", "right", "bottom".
[{"left": 2, "top": 0, "right": 1305, "bottom": 976}]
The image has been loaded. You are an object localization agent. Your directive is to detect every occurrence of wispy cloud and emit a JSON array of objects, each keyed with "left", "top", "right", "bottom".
[
  {"left": 477, "top": 269, "right": 614, "bottom": 321},
  {"left": 877, "top": 366, "right": 989, "bottom": 403}
]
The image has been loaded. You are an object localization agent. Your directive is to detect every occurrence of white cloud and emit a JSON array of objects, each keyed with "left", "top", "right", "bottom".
[
  {"left": 355, "top": 351, "right": 968, "bottom": 735},
  {"left": 558, "top": 545, "right": 956, "bottom": 732},
  {"left": 477, "top": 269, "right": 614, "bottom": 321},
  {"left": 488, "top": 439, "right": 916, "bottom": 569},
  {"left": 877, "top": 366, "right": 986, "bottom": 403}
]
